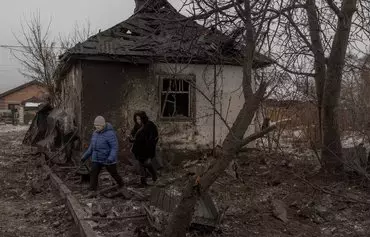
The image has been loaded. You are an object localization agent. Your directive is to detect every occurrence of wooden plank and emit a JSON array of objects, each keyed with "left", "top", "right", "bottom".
[
  {"left": 82, "top": 214, "right": 146, "bottom": 221},
  {"left": 43, "top": 165, "right": 97, "bottom": 237}
]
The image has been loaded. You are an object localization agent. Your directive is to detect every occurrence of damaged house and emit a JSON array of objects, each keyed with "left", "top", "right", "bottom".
[{"left": 56, "top": 0, "right": 271, "bottom": 153}]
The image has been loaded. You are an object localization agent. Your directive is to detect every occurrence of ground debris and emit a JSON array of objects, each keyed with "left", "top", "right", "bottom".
[
  {"left": 271, "top": 199, "right": 288, "bottom": 223},
  {"left": 24, "top": 125, "right": 370, "bottom": 237},
  {"left": 0, "top": 125, "right": 79, "bottom": 236},
  {"left": 143, "top": 205, "right": 163, "bottom": 232},
  {"left": 91, "top": 202, "right": 107, "bottom": 217},
  {"left": 30, "top": 179, "right": 43, "bottom": 194},
  {"left": 134, "top": 226, "right": 151, "bottom": 237}
]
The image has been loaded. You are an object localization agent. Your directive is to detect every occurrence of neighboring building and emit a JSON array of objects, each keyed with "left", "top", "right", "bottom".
[
  {"left": 262, "top": 99, "right": 317, "bottom": 128},
  {"left": 0, "top": 81, "right": 47, "bottom": 111},
  {"left": 57, "top": 0, "right": 272, "bottom": 150},
  {"left": 0, "top": 81, "right": 47, "bottom": 124},
  {"left": 262, "top": 99, "right": 355, "bottom": 145}
]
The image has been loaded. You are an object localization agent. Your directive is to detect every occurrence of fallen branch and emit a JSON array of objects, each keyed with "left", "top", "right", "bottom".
[
  {"left": 240, "top": 125, "right": 277, "bottom": 148},
  {"left": 240, "top": 119, "right": 292, "bottom": 148}
]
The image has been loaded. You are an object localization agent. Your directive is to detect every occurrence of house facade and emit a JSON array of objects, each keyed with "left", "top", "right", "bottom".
[
  {"left": 57, "top": 0, "right": 271, "bottom": 151},
  {"left": 0, "top": 81, "right": 47, "bottom": 111},
  {"left": 0, "top": 81, "right": 48, "bottom": 124}
]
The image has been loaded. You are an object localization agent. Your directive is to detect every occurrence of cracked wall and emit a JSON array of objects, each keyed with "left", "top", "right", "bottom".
[{"left": 62, "top": 60, "right": 256, "bottom": 158}]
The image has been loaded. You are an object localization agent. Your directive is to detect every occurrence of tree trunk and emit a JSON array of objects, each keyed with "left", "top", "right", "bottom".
[
  {"left": 163, "top": 1, "right": 267, "bottom": 236},
  {"left": 321, "top": 0, "right": 357, "bottom": 171},
  {"left": 163, "top": 101, "right": 261, "bottom": 237},
  {"left": 306, "top": 0, "right": 327, "bottom": 147}
]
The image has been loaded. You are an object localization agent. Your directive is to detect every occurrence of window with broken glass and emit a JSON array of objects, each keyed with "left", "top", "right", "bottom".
[{"left": 160, "top": 75, "right": 194, "bottom": 120}]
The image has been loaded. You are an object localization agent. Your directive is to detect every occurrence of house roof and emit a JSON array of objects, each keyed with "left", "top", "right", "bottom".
[
  {"left": 61, "top": 0, "right": 272, "bottom": 68},
  {"left": 21, "top": 96, "right": 45, "bottom": 105},
  {"left": 0, "top": 81, "right": 43, "bottom": 99}
]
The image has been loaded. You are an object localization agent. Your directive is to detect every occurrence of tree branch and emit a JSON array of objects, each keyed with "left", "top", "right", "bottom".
[
  {"left": 325, "top": 0, "right": 344, "bottom": 18},
  {"left": 240, "top": 124, "right": 277, "bottom": 147},
  {"left": 275, "top": 61, "right": 316, "bottom": 77}
]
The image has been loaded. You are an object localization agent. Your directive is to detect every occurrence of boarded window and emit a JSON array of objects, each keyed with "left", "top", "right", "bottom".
[{"left": 160, "top": 75, "right": 194, "bottom": 119}]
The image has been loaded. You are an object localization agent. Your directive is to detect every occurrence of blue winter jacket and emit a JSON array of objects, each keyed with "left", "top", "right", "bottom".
[{"left": 81, "top": 123, "right": 118, "bottom": 165}]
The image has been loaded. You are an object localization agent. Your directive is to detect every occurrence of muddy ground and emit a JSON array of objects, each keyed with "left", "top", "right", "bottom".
[
  {"left": 210, "top": 151, "right": 370, "bottom": 237},
  {"left": 0, "top": 126, "right": 79, "bottom": 237},
  {"left": 55, "top": 146, "right": 370, "bottom": 237},
  {"left": 2, "top": 126, "right": 370, "bottom": 237}
]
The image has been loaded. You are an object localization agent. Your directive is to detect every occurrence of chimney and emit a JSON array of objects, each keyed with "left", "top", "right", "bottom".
[{"left": 134, "top": 0, "right": 146, "bottom": 13}]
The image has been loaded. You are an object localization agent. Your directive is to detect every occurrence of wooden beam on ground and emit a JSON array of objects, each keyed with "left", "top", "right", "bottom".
[
  {"left": 43, "top": 165, "right": 97, "bottom": 237},
  {"left": 81, "top": 214, "right": 146, "bottom": 221}
]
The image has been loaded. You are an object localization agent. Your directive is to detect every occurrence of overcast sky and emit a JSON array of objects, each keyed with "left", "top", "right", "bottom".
[{"left": 0, "top": 0, "right": 182, "bottom": 93}]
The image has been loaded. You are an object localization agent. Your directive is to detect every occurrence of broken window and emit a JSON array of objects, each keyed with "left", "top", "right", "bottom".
[{"left": 160, "top": 75, "right": 194, "bottom": 119}]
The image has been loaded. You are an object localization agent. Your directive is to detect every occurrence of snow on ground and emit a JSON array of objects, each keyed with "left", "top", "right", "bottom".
[
  {"left": 341, "top": 133, "right": 366, "bottom": 148},
  {"left": 0, "top": 125, "right": 29, "bottom": 134}
]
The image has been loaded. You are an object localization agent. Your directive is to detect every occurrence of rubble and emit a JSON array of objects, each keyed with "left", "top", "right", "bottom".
[
  {"left": 30, "top": 180, "right": 43, "bottom": 194},
  {"left": 92, "top": 203, "right": 107, "bottom": 217},
  {"left": 149, "top": 186, "right": 219, "bottom": 231},
  {"left": 271, "top": 199, "right": 288, "bottom": 223},
  {"left": 6, "top": 123, "right": 370, "bottom": 236},
  {"left": 23, "top": 104, "right": 79, "bottom": 164},
  {"left": 0, "top": 127, "right": 79, "bottom": 236}
]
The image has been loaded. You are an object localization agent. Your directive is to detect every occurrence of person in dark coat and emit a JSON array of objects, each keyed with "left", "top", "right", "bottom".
[
  {"left": 129, "top": 111, "right": 158, "bottom": 185},
  {"left": 81, "top": 116, "right": 124, "bottom": 191}
]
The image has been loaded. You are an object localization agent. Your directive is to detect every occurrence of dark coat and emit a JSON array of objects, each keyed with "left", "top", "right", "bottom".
[
  {"left": 130, "top": 120, "right": 159, "bottom": 160},
  {"left": 82, "top": 123, "right": 118, "bottom": 165}
]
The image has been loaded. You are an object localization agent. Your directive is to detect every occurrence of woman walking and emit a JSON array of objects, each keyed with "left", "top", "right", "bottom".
[
  {"left": 129, "top": 111, "right": 159, "bottom": 185},
  {"left": 81, "top": 116, "right": 124, "bottom": 191}
]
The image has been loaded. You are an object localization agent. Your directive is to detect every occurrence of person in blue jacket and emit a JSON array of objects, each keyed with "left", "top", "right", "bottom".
[{"left": 81, "top": 116, "right": 124, "bottom": 191}]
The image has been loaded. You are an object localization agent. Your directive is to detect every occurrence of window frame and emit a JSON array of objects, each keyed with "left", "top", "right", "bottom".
[
  {"left": 8, "top": 104, "right": 18, "bottom": 111},
  {"left": 157, "top": 74, "right": 196, "bottom": 122}
]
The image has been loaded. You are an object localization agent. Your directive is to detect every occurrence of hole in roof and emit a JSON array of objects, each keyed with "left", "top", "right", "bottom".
[{"left": 127, "top": 30, "right": 132, "bottom": 35}]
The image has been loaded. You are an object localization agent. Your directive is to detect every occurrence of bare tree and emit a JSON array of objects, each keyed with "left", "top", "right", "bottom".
[
  {"left": 164, "top": 1, "right": 280, "bottom": 236},
  {"left": 163, "top": 0, "right": 370, "bottom": 235},
  {"left": 12, "top": 13, "right": 93, "bottom": 105},
  {"left": 12, "top": 13, "right": 59, "bottom": 103},
  {"left": 268, "top": 0, "right": 370, "bottom": 171}
]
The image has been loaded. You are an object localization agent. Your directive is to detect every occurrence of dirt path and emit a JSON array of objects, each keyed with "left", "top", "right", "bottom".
[{"left": 0, "top": 126, "right": 79, "bottom": 237}]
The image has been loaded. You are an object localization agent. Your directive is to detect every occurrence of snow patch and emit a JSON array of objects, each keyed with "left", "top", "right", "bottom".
[
  {"left": 25, "top": 102, "right": 41, "bottom": 108},
  {"left": 341, "top": 133, "right": 366, "bottom": 148}
]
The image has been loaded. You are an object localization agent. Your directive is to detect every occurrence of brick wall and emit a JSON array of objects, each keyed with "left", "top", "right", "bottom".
[
  {"left": 0, "top": 99, "right": 6, "bottom": 111},
  {"left": 0, "top": 84, "right": 47, "bottom": 110}
]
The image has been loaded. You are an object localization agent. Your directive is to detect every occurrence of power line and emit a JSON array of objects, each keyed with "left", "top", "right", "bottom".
[
  {"left": 0, "top": 45, "right": 25, "bottom": 49},
  {"left": 0, "top": 44, "right": 63, "bottom": 49},
  {"left": 0, "top": 63, "right": 19, "bottom": 66}
]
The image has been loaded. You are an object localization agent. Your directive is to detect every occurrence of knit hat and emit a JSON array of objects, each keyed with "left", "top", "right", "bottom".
[{"left": 94, "top": 116, "right": 106, "bottom": 126}]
